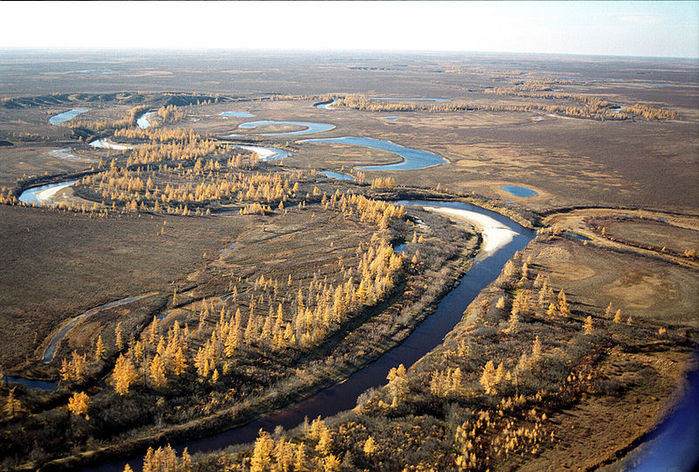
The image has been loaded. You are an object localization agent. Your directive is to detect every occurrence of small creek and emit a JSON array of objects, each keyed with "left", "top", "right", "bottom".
[
  {"left": 43, "top": 294, "right": 156, "bottom": 364},
  {"left": 314, "top": 100, "right": 337, "bottom": 110},
  {"left": 1, "top": 376, "right": 58, "bottom": 391}
]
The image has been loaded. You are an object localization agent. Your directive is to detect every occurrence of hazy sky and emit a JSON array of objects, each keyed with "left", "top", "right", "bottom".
[{"left": 2, "top": 1, "right": 697, "bottom": 58}]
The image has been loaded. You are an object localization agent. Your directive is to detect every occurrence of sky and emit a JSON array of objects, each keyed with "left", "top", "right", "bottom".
[{"left": 1, "top": 1, "right": 697, "bottom": 58}]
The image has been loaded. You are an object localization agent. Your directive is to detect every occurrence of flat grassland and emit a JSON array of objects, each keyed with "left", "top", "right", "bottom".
[{"left": 0, "top": 204, "right": 247, "bottom": 368}]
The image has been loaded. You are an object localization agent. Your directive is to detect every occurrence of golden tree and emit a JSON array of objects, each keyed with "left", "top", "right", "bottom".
[
  {"left": 386, "top": 364, "right": 408, "bottom": 405},
  {"left": 613, "top": 309, "right": 623, "bottom": 324},
  {"left": 363, "top": 436, "right": 377, "bottom": 455},
  {"left": 94, "top": 335, "right": 106, "bottom": 360},
  {"left": 480, "top": 360, "right": 497, "bottom": 395},
  {"left": 150, "top": 354, "right": 167, "bottom": 388},
  {"left": 173, "top": 347, "right": 187, "bottom": 376},
  {"left": 113, "top": 354, "right": 138, "bottom": 395},
  {"left": 115, "top": 321, "right": 124, "bottom": 351},
  {"left": 531, "top": 335, "right": 542, "bottom": 362},
  {"left": 3, "top": 388, "right": 23, "bottom": 419},
  {"left": 251, "top": 429, "right": 275, "bottom": 472},
  {"left": 68, "top": 391, "right": 90, "bottom": 420}
]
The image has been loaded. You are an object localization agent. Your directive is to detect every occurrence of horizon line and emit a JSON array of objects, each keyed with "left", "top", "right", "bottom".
[{"left": 0, "top": 47, "right": 697, "bottom": 61}]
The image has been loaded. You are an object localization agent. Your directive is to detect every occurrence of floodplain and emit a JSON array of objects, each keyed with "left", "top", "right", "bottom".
[{"left": 0, "top": 51, "right": 696, "bottom": 472}]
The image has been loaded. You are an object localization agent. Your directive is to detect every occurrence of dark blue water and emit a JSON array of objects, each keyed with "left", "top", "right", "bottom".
[
  {"left": 299, "top": 137, "right": 447, "bottom": 171},
  {"left": 631, "top": 359, "right": 699, "bottom": 472},
  {"left": 238, "top": 120, "right": 335, "bottom": 136},
  {"left": 1, "top": 376, "right": 58, "bottom": 391},
  {"left": 49, "top": 109, "right": 88, "bottom": 125},
  {"left": 83, "top": 201, "right": 532, "bottom": 472},
  {"left": 502, "top": 185, "right": 538, "bottom": 198},
  {"left": 220, "top": 112, "right": 254, "bottom": 118},
  {"left": 393, "top": 243, "right": 407, "bottom": 254}
]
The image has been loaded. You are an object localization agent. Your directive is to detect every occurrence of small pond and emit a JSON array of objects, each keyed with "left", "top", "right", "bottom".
[
  {"left": 50, "top": 148, "right": 97, "bottom": 163},
  {"left": 502, "top": 185, "right": 538, "bottom": 198}
]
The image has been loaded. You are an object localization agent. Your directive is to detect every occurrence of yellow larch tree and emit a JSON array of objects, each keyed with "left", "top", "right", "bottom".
[
  {"left": 113, "top": 354, "right": 139, "bottom": 395},
  {"left": 150, "top": 353, "right": 167, "bottom": 388},
  {"left": 68, "top": 391, "right": 90, "bottom": 420},
  {"left": 94, "top": 335, "right": 106, "bottom": 360}
]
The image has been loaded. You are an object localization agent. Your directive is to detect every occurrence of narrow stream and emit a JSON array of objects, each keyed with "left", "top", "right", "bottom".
[{"left": 43, "top": 293, "right": 156, "bottom": 363}]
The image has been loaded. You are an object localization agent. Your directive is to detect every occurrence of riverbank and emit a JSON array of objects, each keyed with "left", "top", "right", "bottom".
[
  {"left": 193, "top": 223, "right": 696, "bottom": 472},
  {"left": 34, "top": 202, "right": 489, "bottom": 471}
]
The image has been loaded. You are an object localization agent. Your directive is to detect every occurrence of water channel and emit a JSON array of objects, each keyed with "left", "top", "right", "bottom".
[
  {"left": 299, "top": 136, "right": 447, "bottom": 171},
  {"left": 84, "top": 199, "right": 533, "bottom": 472},
  {"left": 137, "top": 112, "right": 155, "bottom": 130},
  {"left": 49, "top": 109, "right": 88, "bottom": 125},
  {"left": 238, "top": 120, "right": 335, "bottom": 136},
  {"left": 18, "top": 180, "right": 78, "bottom": 205}
]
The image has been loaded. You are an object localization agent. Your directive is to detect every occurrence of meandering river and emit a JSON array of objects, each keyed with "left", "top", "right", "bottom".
[
  {"left": 137, "top": 112, "right": 155, "bottom": 130},
  {"left": 11, "top": 102, "right": 694, "bottom": 472},
  {"left": 19, "top": 180, "right": 78, "bottom": 205},
  {"left": 299, "top": 136, "right": 447, "bottom": 171},
  {"left": 238, "top": 120, "right": 335, "bottom": 136},
  {"left": 84, "top": 200, "right": 533, "bottom": 472}
]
